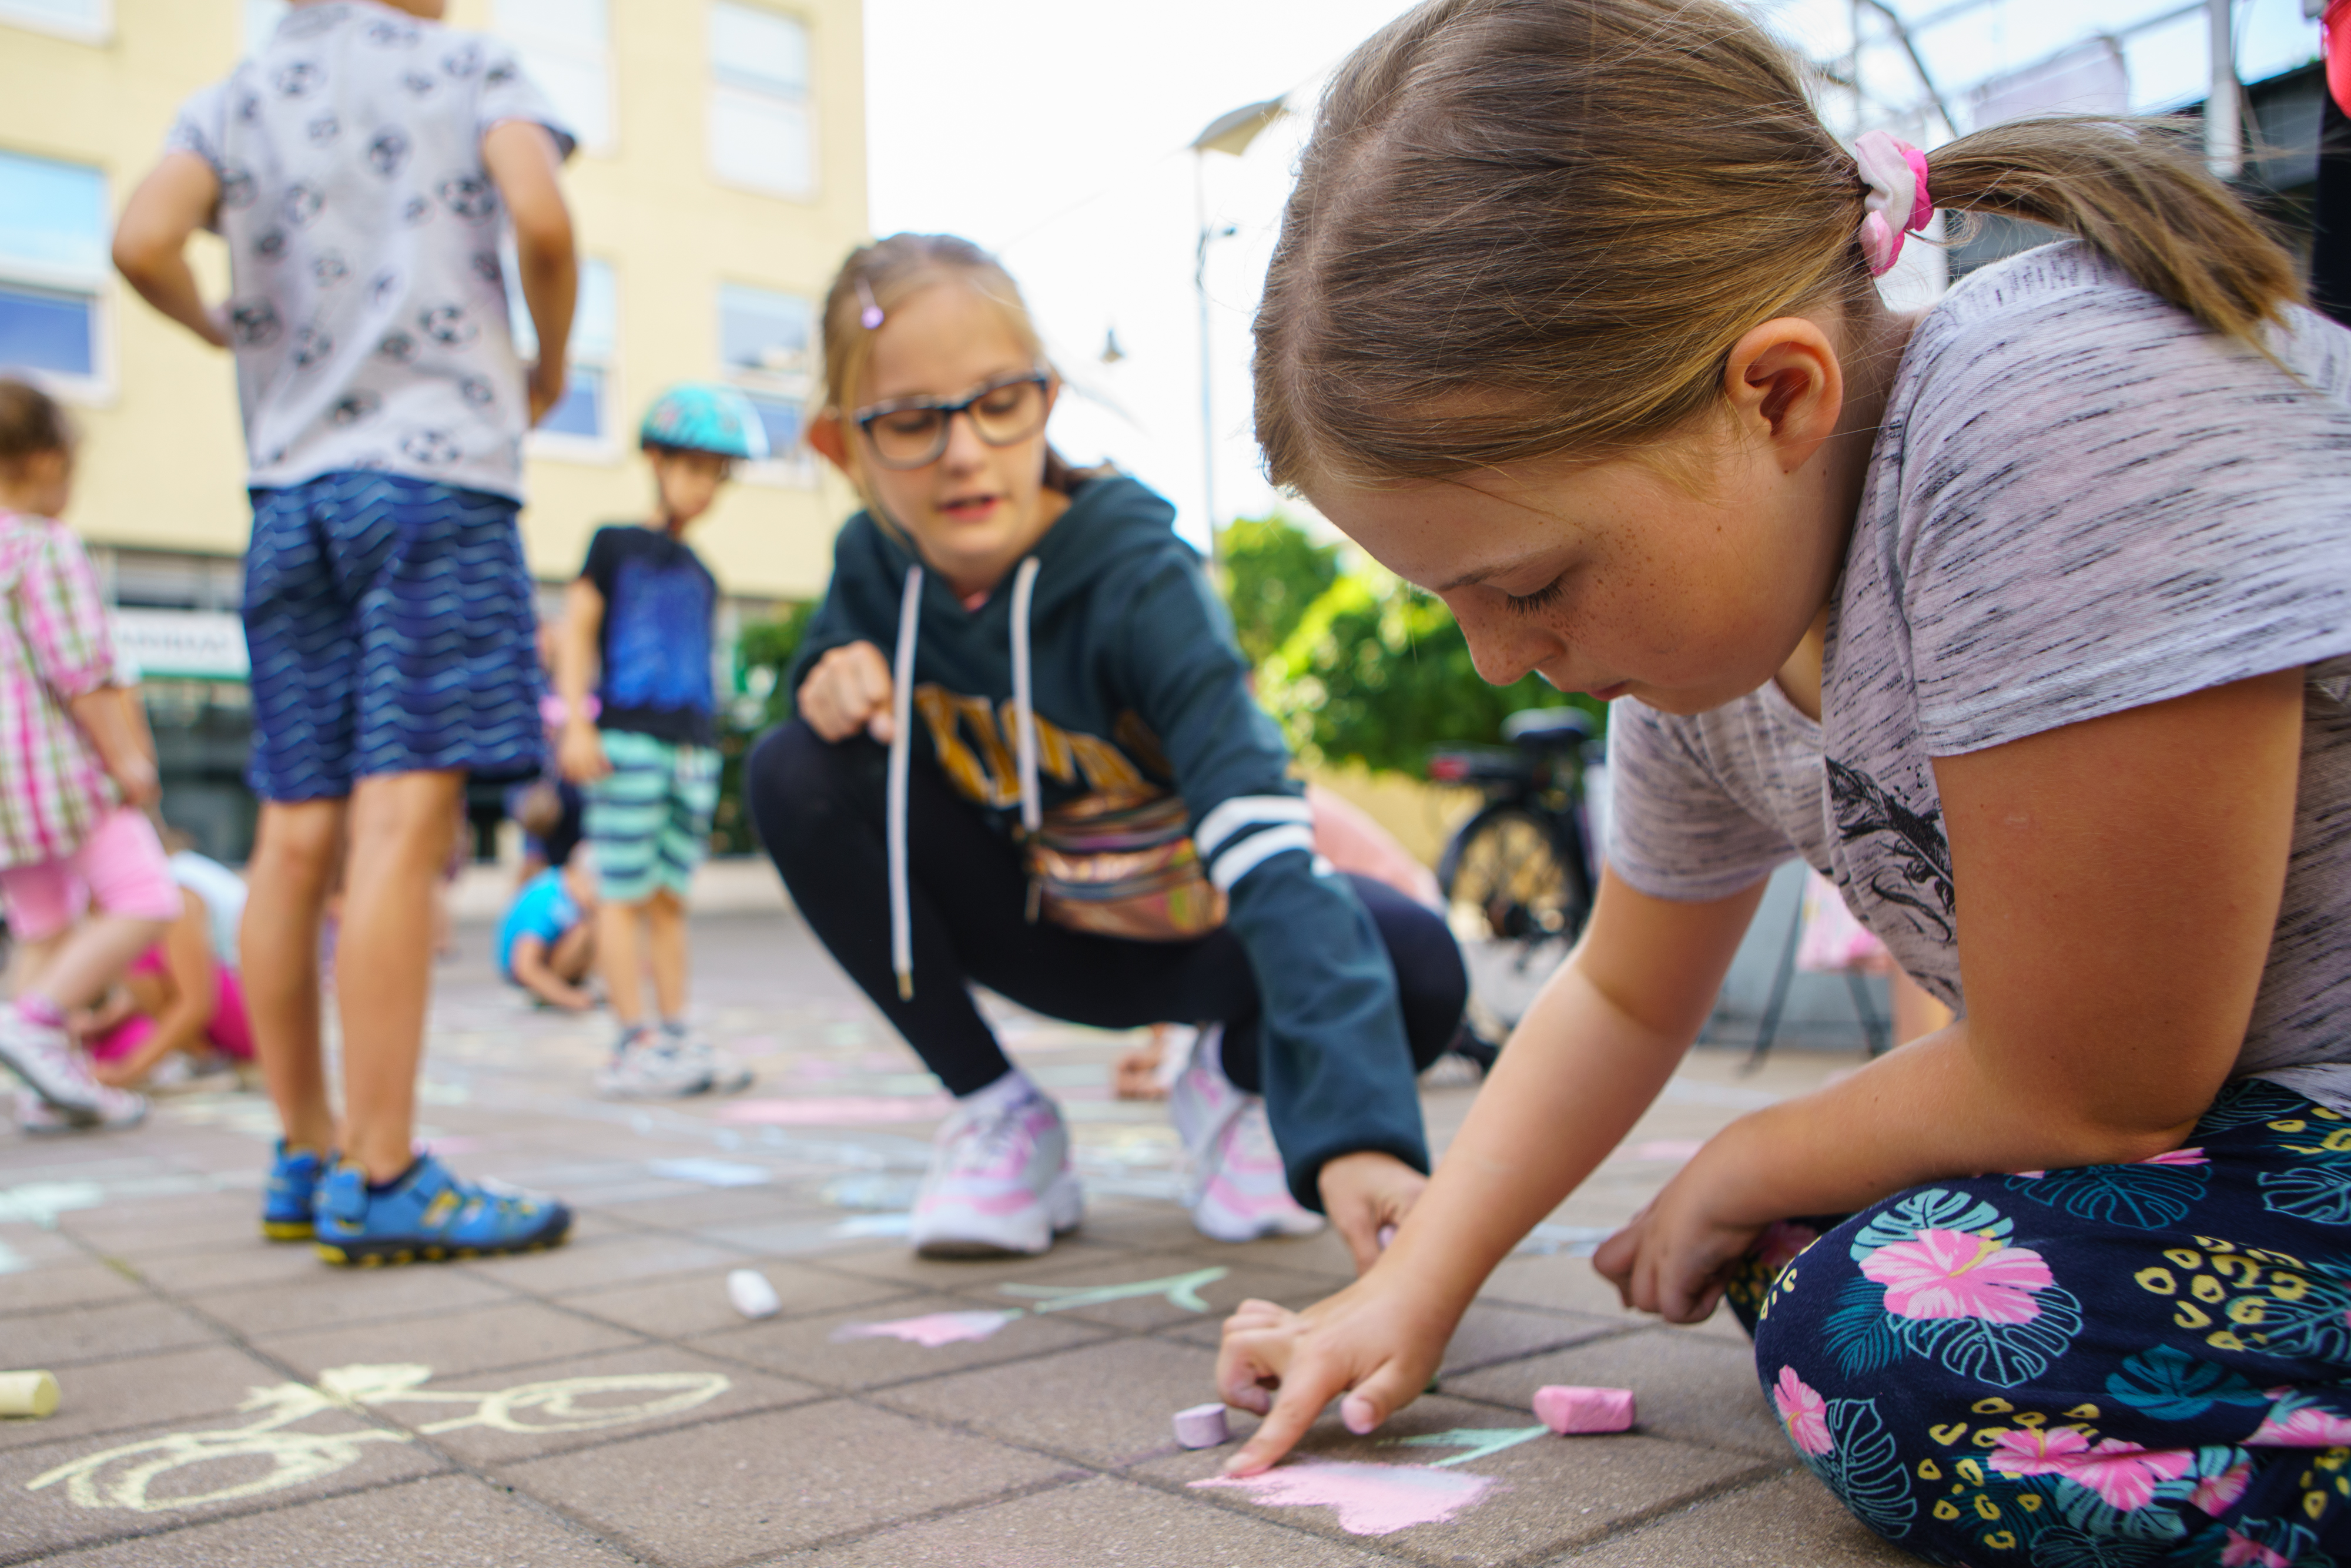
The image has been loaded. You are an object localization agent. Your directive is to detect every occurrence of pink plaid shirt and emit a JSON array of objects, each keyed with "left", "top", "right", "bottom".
[{"left": 0, "top": 510, "right": 123, "bottom": 868}]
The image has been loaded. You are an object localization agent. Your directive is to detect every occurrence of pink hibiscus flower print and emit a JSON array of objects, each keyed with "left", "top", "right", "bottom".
[
  {"left": 1773, "top": 1367, "right": 1832, "bottom": 1456},
  {"left": 2141, "top": 1147, "right": 2208, "bottom": 1167},
  {"left": 2189, "top": 1461, "right": 2252, "bottom": 1516},
  {"left": 1987, "top": 1429, "right": 2192, "bottom": 1511},
  {"left": 2221, "top": 1531, "right": 2296, "bottom": 1568},
  {"left": 2248, "top": 1399, "right": 2351, "bottom": 1448},
  {"left": 1860, "top": 1228, "right": 2054, "bottom": 1323}
]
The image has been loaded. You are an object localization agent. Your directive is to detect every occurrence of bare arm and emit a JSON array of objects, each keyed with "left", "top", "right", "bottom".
[
  {"left": 1601, "top": 667, "right": 2305, "bottom": 1322},
  {"left": 554, "top": 577, "right": 608, "bottom": 782},
  {"left": 66, "top": 689, "right": 159, "bottom": 806},
  {"left": 1217, "top": 866, "right": 1769, "bottom": 1473},
  {"left": 112, "top": 152, "right": 227, "bottom": 349},
  {"left": 481, "top": 120, "right": 575, "bottom": 426},
  {"left": 510, "top": 933, "right": 594, "bottom": 1011}
]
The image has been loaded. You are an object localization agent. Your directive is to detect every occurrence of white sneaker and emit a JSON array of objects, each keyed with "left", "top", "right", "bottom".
[
  {"left": 909, "top": 1081, "right": 1083, "bottom": 1258},
  {"left": 594, "top": 1029, "right": 713, "bottom": 1100},
  {"left": 1171, "top": 1026, "right": 1325, "bottom": 1244},
  {"left": 0, "top": 1007, "right": 102, "bottom": 1118},
  {"left": 16, "top": 1085, "right": 146, "bottom": 1135},
  {"left": 662, "top": 1022, "right": 752, "bottom": 1095}
]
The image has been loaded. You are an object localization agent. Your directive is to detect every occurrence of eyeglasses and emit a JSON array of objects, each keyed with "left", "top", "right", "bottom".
[{"left": 851, "top": 372, "right": 1050, "bottom": 470}]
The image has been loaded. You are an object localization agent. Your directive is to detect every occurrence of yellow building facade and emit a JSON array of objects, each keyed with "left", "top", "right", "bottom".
[{"left": 0, "top": 0, "right": 869, "bottom": 853}]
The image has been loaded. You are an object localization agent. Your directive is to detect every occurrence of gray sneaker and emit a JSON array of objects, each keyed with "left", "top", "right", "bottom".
[
  {"left": 661, "top": 1021, "right": 752, "bottom": 1095},
  {"left": 594, "top": 1028, "right": 713, "bottom": 1100},
  {"left": 16, "top": 1085, "right": 146, "bottom": 1135},
  {"left": 0, "top": 1007, "right": 102, "bottom": 1118}
]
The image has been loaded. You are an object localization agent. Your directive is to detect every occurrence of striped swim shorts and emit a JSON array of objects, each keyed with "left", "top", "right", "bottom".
[
  {"left": 243, "top": 473, "right": 545, "bottom": 802},
  {"left": 582, "top": 729, "right": 720, "bottom": 904}
]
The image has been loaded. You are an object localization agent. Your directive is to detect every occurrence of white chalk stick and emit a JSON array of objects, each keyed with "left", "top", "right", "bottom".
[
  {"left": 0, "top": 1371, "right": 58, "bottom": 1419},
  {"left": 1172, "top": 1401, "right": 1230, "bottom": 1449},
  {"left": 1535, "top": 1384, "right": 1635, "bottom": 1435},
  {"left": 726, "top": 1268, "right": 781, "bottom": 1320}
]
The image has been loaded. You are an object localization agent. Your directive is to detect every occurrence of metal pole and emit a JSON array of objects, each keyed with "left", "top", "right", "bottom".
[
  {"left": 2207, "top": 0, "right": 2242, "bottom": 178},
  {"left": 1194, "top": 151, "right": 1220, "bottom": 575}
]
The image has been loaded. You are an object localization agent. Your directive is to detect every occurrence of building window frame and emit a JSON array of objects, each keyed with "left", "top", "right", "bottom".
[
  {"left": 0, "top": 0, "right": 112, "bottom": 46},
  {"left": 706, "top": 1, "right": 817, "bottom": 203},
  {"left": 508, "top": 250, "right": 621, "bottom": 464},
  {"left": 0, "top": 147, "right": 115, "bottom": 406},
  {"left": 491, "top": 0, "right": 617, "bottom": 158},
  {"left": 716, "top": 280, "right": 816, "bottom": 487}
]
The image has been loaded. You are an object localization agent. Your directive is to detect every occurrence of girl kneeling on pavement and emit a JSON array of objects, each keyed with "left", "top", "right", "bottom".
[
  {"left": 1212, "top": 3, "right": 2351, "bottom": 1564},
  {"left": 749, "top": 234, "right": 1468, "bottom": 1266}
]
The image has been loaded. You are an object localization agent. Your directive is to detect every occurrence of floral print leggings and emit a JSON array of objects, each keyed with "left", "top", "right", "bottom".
[{"left": 1732, "top": 1080, "right": 2351, "bottom": 1568}]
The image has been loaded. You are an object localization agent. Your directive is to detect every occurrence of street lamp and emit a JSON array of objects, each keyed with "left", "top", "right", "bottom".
[{"left": 1190, "top": 97, "right": 1288, "bottom": 573}]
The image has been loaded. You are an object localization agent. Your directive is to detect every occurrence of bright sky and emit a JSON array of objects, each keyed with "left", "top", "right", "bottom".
[{"left": 862, "top": 0, "right": 2324, "bottom": 552}]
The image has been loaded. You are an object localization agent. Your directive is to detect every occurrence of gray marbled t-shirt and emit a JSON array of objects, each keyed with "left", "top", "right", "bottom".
[
  {"left": 168, "top": 0, "right": 573, "bottom": 500},
  {"left": 1609, "top": 243, "right": 2351, "bottom": 1107}
]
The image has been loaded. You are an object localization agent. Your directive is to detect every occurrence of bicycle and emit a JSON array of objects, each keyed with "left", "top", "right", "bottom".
[{"left": 1429, "top": 706, "right": 1602, "bottom": 1037}]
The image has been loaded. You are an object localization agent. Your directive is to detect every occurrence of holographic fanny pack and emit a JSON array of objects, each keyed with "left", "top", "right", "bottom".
[{"left": 1023, "top": 793, "right": 1227, "bottom": 943}]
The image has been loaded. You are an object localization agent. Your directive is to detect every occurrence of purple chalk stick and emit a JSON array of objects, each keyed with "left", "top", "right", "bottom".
[
  {"left": 1534, "top": 1384, "right": 1636, "bottom": 1435},
  {"left": 1173, "top": 1401, "right": 1230, "bottom": 1449},
  {"left": 1377, "top": 1224, "right": 1397, "bottom": 1250}
]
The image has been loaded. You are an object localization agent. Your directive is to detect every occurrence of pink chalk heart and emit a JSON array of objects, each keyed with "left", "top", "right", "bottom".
[
  {"left": 829, "top": 1311, "right": 1016, "bottom": 1348},
  {"left": 1534, "top": 1385, "right": 1636, "bottom": 1435},
  {"left": 1192, "top": 1461, "right": 1498, "bottom": 1535}
]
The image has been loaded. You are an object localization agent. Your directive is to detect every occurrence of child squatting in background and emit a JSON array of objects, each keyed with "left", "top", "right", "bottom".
[
  {"left": 553, "top": 385, "right": 762, "bottom": 1098},
  {"left": 1215, "top": 1, "right": 2351, "bottom": 1563},
  {"left": 748, "top": 235, "right": 1469, "bottom": 1265},
  {"left": 0, "top": 381, "right": 182, "bottom": 1135},
  {"left": 76, "top": 841, "right": 257, "bottom": 1094},
  {"left": 496, "top": 852, "right": 598, "bottom": 1013},
  {"left": 113, "top": 0, "right": 577, "bottom": 1262}
]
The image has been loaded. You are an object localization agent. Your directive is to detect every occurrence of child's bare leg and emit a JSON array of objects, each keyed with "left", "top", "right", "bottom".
[
  {"left": 27, "top": 916, "right": 170, "bottom": 1012},
  {"left": 244, "top": 799, "right": 345, "bottom": 1152},
  {"left": 7, "top": 932, "right": 63, "bottom": 998},
  {"left": 645, "top": 887, "right": 688, "bottom": 1021},
  {"left": 550, "top": 920, "right": 595, "bottom": 984},
  {"left": 337, "top": 769, "right": 463, "bottom": 1181},
  {"left": 597, "top": 899, "right": 645, "bottom": 1026}
]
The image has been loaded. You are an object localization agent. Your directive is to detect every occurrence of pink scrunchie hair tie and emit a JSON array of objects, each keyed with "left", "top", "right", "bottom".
[{"left": 1853, "top": 130, "right": 1934, "bottom": 277}]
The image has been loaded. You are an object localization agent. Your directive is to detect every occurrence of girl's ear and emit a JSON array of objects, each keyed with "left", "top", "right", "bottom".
[
  {"left": 1719, "top": 317, "right": 1844, "bottom": 473},
  {"left": 806, "top": 410, "right": 852, "bottom": 475}
]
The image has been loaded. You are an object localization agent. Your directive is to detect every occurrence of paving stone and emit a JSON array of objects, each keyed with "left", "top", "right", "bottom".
[
  {"left": 0, "top": 1221, "right": 95, "bottom": 1267},
  {"left": 1443, "top": 1326, "right": 1787, "bottom": 1460},
  {"left": 1171, "top": 1225, "right": 1365, "bottom": 1280},
  {"left": 0, "top": 1257, "right": 148, "bottom": 1314},
  {"left": 379, "top": 1343, "right": 826, "bottom": 1465},
  {"left": 774, "top": 1473, "right": 1371, "bottom": 1567},
  {"left": 498, "top": 1399, "right": 1079, "bottom": 1566},
  {"left": 456, "top": 1232, "right": 752, "bottom": 1296},
  {"left": 685, "top": 1291, "right": 1113, "bottom": 1391},
  {"left": 56, "top": 1194, "right": 265, "bottom": 1258},
  {"left": 873, "top": 1336, "right": 1233, "bottom": 1468},
  {"left": 564, "top": 1261, "right": 916, "bottom": 1340},
  {"left": 1548, "top": 1469, "right": 1922, "bottom": 1565},
  {"left": 254, "top": 1298, "right": 648, "bottom": 1381},
  {"left": 590, "top": 1186, "right": 840, "bottom": 1232},
  {"left": 123, "top": 1237, "right": 339, "bottom": 1296},
  {"left": 2, "top": 1296, "right": 223, "bottom": 1368},
  {"left": 185, "top": 1263, "right": 519, "bottom": 1337},
  {"left": 0, "top": 1343, "right": 291, "bottom": 1454},
  {"left": 946, "top": 1249, "right": 1351, "bottom": 1332},
  {"left": 28, "top": 1471, "right": 641, "bottom": 1566},
  {"left": 1131, "top": 1391, "right": 1773, "bottom": 1567},
  {"left": 812, "top": 1235, "right": 1153, "bottom": 1291},
  {"left": 1476, "top": 1249, "right": 1753, "bottom": 1345},
  {"left": 0, "top": 1406, "right": 447, "bottom": 1559}
]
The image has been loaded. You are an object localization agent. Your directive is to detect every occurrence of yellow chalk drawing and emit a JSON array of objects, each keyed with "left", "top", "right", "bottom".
[{"left": 29, "top": 1362, "right": 729, "bottom": 1514}]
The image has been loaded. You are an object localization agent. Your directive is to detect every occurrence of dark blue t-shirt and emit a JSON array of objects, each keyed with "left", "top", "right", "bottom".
[{"left": 582, "top": 523, "right": 718, "bottom": 746}]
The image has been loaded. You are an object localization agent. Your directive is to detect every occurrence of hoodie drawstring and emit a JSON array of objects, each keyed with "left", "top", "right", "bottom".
[
  {"left": 888, "top": 564, "right": 923, "bottom": 1000},
  {"left": 1009, "top": 556, "right": 1042, "bottom": 835}
]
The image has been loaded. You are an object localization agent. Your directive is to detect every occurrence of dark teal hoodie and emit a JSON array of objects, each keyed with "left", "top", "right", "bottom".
[{"left": 790, "top": 474, "right": 1428, "bottom": 1207}]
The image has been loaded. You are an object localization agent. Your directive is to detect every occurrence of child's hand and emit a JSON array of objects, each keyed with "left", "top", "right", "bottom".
[
  {"left": 798, "top": 642, "right": 897, "bottom": 743},
  {"left": 557, "top": 721, "right": 609, "bottom": 783},
  {"left": 1317, "top": 1150, "right": 1428, "bottom": 1275},
  {"left": 1213, "top": 1276, "right": 1454, "bottom": 1477},
  {"left": 109, "top": 753, "right": 160, "bottom": 808},
  {"left": 527, "top": 360, "right": 568, "bottom": 428},
  {"left": 1591, "top": 1150, "right": 1767, "bottom": 1324}
]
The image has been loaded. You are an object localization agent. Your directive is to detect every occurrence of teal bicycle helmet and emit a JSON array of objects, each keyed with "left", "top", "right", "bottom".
[{"left": 638, "top": 382, "right": 771, "bottom": 461}]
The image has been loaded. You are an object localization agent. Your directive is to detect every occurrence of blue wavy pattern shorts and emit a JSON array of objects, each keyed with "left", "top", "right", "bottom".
[
  {"left": 1736, "top": 1078, "right": 2351, "bottom": 1568},
  {"left": 244, "top": 472, "right": 544, "bottom": 802}
]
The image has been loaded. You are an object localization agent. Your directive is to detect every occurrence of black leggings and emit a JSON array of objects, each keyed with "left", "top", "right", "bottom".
[{"left": 748, "top": 721, "right": 1467, "bottom": 1097}]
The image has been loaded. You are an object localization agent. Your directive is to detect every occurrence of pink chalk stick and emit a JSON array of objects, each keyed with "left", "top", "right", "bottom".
[
  {"left": 1534, "top": 1385, "right": 1636, "bottom": 1435},
  {"left": 1172, "top": 1402, "right": 1230, "bottom": 1449},
  {"left": 1376, "top": 1224, "right": 1397, "bottom": 1250}
]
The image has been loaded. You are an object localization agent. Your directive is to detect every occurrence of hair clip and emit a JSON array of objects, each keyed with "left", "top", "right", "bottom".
[{"left": 857, "top": 280, "right": 885, "bottom": 331}]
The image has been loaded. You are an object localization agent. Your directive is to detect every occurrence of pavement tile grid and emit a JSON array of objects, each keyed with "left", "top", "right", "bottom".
[{"left": 0, "top": 914, "right": 1915, "bottom": 1566}]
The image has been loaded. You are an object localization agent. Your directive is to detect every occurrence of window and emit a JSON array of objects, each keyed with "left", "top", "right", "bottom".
[
  {"left": 718, "top": 282, "right": 814, "bottom": 479},
  {"left": 492, "top": 0, "right": 614, "bottom": 155},
  {"left": 0, "top": 0, "right": 110, "bottom": 44},
  {"left": 708, "top": 3, "right": 813, "bottom": 199},
  {"left": 0, "top": 150, "right": 109, "bottom": 393},
  {"left": 240, "top": 0, "right": 284, "bottom": 53},
  {"left": 508, "top": 255, "right": 618, "bottom": 451}
]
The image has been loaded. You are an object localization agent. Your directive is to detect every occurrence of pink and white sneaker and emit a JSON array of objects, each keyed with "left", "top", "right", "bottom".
[
  {"left": 909, "top": 1079, "right": 1083, "bottom": 1258},
  {"left": 1171, "top": 1026, "right": 1325, "bottom": 1243},
  {"left": 0, "top": 1006, "right": 103, "bottom": 1120}
]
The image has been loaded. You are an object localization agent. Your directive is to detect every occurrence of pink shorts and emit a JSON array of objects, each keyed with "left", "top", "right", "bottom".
[{"left": 0, "top": 808, "right": 183, "bottom": 942}]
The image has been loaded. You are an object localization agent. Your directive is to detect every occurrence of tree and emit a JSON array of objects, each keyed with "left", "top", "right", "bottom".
[{"left": 1220, "top": 514, "right": 1341, "bottom": 666}]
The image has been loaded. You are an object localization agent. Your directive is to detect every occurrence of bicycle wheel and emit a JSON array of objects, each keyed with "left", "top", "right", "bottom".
[{"left": 1439, "top": 806, "right": 1591, "bottom": 1030}]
